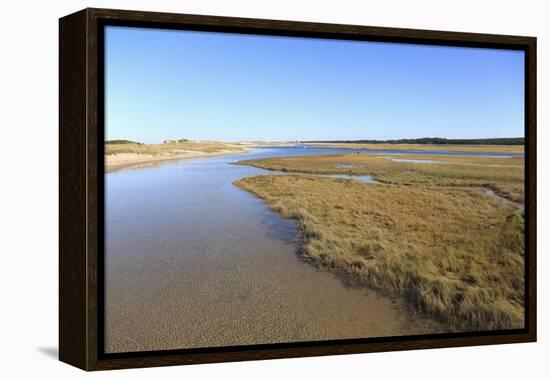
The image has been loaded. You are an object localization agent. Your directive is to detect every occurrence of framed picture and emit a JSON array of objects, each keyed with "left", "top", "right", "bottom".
[{"left": 59, "top": 8, "right": 536, "bottom": 371}]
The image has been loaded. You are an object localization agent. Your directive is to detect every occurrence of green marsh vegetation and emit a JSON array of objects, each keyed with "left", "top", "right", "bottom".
[
  {"left": 105, "top": 139, "right": 143, "bottom": 145},
  {"left": 234, "top": 151, "right": 525, "bottom": 331}
]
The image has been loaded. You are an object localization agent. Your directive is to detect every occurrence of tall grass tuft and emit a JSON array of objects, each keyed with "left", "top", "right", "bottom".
[{"left": 235, "top": 174, "right": 524, "bottom": 331}]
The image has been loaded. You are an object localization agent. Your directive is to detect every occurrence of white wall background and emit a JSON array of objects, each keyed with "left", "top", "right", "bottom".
[{"left": 0, "top": 0, "right": 547, "bottom": 377}]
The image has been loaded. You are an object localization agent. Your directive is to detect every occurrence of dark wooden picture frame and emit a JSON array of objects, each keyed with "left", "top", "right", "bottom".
[{"left": 59, "top": 7, "right": 536, "bottom": 371}]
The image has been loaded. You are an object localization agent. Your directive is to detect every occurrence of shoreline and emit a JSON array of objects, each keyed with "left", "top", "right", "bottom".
[
  {"left": 106, "top": 148, "right": 255, "bottom": 173},
  {"left": 304, "top": 143, "right": 524, "bottom": 155},
  {"left": 234, "top": 174, "right": 524, "bottom": 331},
  {"left": 233, "top": 150, "right": 525, "bottom": 330}
]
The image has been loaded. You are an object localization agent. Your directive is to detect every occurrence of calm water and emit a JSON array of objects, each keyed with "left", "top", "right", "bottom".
[{"left": 105, "top": 147, "right": 519, "bottom": 352}]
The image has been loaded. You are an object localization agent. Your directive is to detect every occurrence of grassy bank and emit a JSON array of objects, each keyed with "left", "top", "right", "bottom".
[
  {"left": 105, "top": 140, "right": 250, "bottom": 173},
  {"left": 106, "top": 140, "right": 245, "bottom": 155},
  {"left": 237, "top": 153, "right": 525, "bottom": 203},
  {"left": 234, "top": 174, "right": 524, "bottom": 331},
  {"left": 235, "top": 152, "right": 525, "bottom": 330},
  {"left": 306, "top": 143, "right": 524, "bottom": 154}
]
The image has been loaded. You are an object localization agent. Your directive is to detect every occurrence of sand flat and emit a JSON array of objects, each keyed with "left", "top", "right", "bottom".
[{"left": 105, "top": 149, "right": 251, "bottom": 173}]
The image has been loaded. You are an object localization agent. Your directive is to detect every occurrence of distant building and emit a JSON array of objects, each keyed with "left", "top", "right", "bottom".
[{"left": 164, "top": 139, "right": 190, "bottom": 144}]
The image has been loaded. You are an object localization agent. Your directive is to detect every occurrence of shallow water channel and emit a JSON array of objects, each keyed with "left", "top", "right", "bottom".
[{"left": 105, "top": 146, "right": 519, "bottom": 352}]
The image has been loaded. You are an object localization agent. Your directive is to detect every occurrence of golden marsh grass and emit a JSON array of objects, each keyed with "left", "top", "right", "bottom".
[
  {"left": 237, "top": 153, "right": 525, "bottom": 203},
  {"left": 234, "top": 175, "right": 524, "bottom": 331},
  {"left": 235, "top": 151, "right": 525, "bottom": 330},
  {"left": 307, "top": 143, "right": 524, "bottom": 154}
]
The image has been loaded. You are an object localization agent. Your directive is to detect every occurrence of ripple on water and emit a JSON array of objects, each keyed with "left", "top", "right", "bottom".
[{"left": 105, "top": 148, "right": 446, "bottom": 353}]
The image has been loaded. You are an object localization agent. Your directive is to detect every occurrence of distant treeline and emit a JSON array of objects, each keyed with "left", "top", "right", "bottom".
[
  {"left": 302, "top": 137, "right": 524, "bottom": 145},
  {"left": 105, "top": 139, "right": 142, "bottom": 145}
]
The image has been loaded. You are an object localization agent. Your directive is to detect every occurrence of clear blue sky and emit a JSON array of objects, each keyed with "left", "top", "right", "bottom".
[{"left": 105, "top": 26, "right": 524, "bottom": 143}]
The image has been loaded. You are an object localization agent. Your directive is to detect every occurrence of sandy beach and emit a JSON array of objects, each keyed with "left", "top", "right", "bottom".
[{"left": 106, "top": 148, "right": 252, "bottom": 173}]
